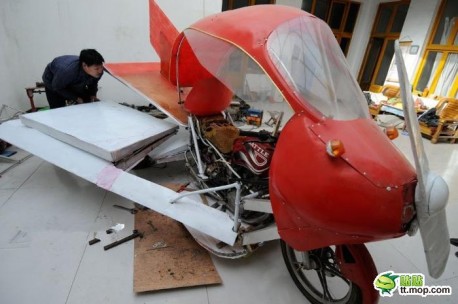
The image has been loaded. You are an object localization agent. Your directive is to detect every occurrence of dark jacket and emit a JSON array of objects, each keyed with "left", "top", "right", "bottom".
[{"left": 42, "top": 55, "right": 101, "bottom": 101}]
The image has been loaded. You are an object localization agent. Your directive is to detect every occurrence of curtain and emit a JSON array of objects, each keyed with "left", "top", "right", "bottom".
[{"left": 435, "top": 53, "right": 458, "bottom": 96}]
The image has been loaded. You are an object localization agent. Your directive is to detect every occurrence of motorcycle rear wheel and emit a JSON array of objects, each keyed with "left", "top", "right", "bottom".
[{"left": 280, "top": 240, "right": 362, "bottom": 304}]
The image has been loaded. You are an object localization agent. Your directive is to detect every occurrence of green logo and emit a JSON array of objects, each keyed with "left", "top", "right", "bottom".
[
  {"left": 374, "top": 272, "right": 399, "bottom": 295},
  {"left": 373, "top": 271, "right": 452, "bottom": 297}
]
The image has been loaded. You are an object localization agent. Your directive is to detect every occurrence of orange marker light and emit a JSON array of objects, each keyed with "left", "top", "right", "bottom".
[
  {"left": 326, "top": 139, "right": 345, "bottom": 157},
  {"left": 385, "top": 127, "right": 399, "bottom": 140}
]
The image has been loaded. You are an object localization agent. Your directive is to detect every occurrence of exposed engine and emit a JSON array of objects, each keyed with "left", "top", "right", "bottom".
[{"left": 185, "top": 114, "right": 277, "bottom": 228}]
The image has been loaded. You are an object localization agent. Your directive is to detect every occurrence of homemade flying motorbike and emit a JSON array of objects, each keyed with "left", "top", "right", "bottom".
[{"left": 0, "top": 2, "right": 451, "bottom": 304}]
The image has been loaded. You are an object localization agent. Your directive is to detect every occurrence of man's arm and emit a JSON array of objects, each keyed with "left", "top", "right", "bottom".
[
  {"left": 88, "top": 79, "right": 100, "bottom": 102},
  {"left": 51, "top": 65, "right": 79, "bottom": 101},
  {"left": 87, "top": 79, "right": 99, "bottom": 97}
]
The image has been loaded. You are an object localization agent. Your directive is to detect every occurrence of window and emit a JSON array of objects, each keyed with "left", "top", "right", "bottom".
[
  {"left": 222, "top": 0, "right": 276, "bottom": 11},
  {"left": 357, "top": 1, "right": 410, "bottom": 91},
  {"left": 301, "top": 0, "right": 360, "bottom": 55},
  {"left": 413, "top": 0, "right": 458, "bottom": 98},
  {"left": 267, "top": 15, "right": 369, "bottom": 120}
]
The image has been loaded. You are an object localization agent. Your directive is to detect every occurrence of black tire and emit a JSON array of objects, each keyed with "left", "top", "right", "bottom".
[{"left": 280, "top": 240, "right": 362, "bottom": 304}]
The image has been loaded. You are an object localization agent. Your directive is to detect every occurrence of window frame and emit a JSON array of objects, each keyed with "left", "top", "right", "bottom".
[
  {"left": 357, "top": 0, "right": 410, "bottom": 92},
  {"left": 412, "top": 0, "right": 458, "bottom": 98},
  {"left": 301, "top": 0, "right": 361, "bottom": 55}
]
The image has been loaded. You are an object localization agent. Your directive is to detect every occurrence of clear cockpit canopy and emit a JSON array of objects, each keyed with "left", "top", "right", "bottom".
[
  {"left": 180, "top": 29, "right": 294, "bottom": 126},
  {"left": 180, "top": 14, "right": 368, "bottom": 123},
  {"left": 179, "top": 29, "right": 294, "bottom": 130},
  {"left": 267, "top": 15, "right": 369, "bottom": 120}
]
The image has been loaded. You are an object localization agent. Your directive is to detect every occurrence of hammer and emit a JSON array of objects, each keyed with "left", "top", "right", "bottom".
[{"left": 104, "top": 230, "right": 143, "bottom": 251}]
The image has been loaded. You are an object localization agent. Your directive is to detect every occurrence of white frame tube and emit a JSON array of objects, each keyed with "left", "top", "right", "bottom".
[
  {"left": 188, "top": 115, "right": 207, "bottom": 179},
  {"left": 170, "top": 182, "right": 242, "bottom": 232}
]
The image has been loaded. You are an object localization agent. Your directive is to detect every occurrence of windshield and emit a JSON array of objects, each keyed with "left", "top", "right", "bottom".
[
  {"left": 267, "top": 15, "right": 369, "bottom": 120},
  {"left": 181, "top": 29, "right": 294, "bottom": 130}
]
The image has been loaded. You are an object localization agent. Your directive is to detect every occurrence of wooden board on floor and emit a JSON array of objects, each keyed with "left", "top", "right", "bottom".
[{"left": 133, "top": 208, "right": 222, "bottom": 292}]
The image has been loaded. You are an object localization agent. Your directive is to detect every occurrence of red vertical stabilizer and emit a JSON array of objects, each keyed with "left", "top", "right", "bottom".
[{"left": 149, "top": 0, "right": 179, "bottom": 80}]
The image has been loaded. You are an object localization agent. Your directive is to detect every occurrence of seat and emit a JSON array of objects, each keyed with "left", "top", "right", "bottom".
[
  {"left": 25, "top": 82, "right": 46, "bottom": 112},
  {"left": 367, "top": 85, "right": 400, "bottom": 117},
  {"left": 419, "top": 98, "right": 458, "bottom": 144},
  {"left": 380, "top": 85, "right": 401, "bottom": 99}
]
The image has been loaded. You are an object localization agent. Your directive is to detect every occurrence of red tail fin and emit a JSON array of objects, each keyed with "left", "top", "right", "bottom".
[{"left": 149, "top": 0, "right": 179, "bottom": 79}]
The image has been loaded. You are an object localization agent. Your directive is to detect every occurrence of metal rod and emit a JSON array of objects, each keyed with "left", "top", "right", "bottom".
[
  {"left": 188, "top": 116, "right": 207, "bottom": 179},
  {"left": 205, "top": 140, "right": 241, "bottom": 179},
  {"left": 170, "top": 182, "right": 240, "bottom": 204},
  {"left": 112, "top": 204, "right": 137, "bottom": 214},
  {"left": 271, "top": 111, "right": 284, "bottom": 137},
  {"left": 0, "top": 154, "right": 33, "bottom": 176},
  {"left": 232, "top": 183, "right": 242, "bottom": 232},
  {"left": 103, "top": 230, "right": 143, "bottom": 251},
  {"left": 175, "top": 35, "right": 186, "bottom": 103},
  {"left": 169, "top": 182, "right": 242, "bottom": 233},
  {"left": 195, "top": 116, "right": 210, "bottom": 147},
  {"left": 241, "top": 192, "right": 259, "bottom": 200}
]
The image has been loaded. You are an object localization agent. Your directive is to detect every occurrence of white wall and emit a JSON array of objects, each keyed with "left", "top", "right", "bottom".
[
  {"left": 345, "top": 0, "right": 377, "bottom": 76},
  {"left": 157, "top": 0, "right": 222, "bottom": 31},
  {"left": 0, "top": 0, "right": 221, "bottom": 111},
  {"left": 276, "top": 0, "right": 302, "bottom": 7},
  {"left": 0, "top": 0, "right": 442, "bottom": 112},
  {"left": 399, "top": 0, "right": 441, "bottom": 81},
  {"left": 0, "top": 33, "right": 17, "bottom": 111},
  {"left": 349, "top": 0, "right": 441, "bottom": 81}
]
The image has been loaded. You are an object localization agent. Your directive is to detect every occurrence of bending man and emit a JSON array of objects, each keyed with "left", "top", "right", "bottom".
[{"left": 42, "top": 49, "right": 104, "bottom": 109}]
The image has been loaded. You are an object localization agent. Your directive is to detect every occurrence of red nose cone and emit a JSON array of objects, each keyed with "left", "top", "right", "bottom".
[{"left": 270, "top": 115, "right": 416, "bottom": 251}]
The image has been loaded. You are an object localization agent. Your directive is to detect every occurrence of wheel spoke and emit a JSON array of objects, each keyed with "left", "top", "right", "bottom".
[
  {"left": 323, "top": 264, "right": 349, "bottom": 284},
  {"left": 316, "top": 269, "right": 334, "bottom": 302},
  {"left": 281, "top": 242, "right": 360, "bottom": 304}
]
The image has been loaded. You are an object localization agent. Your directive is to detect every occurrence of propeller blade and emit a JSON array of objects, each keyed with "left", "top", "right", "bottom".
[
  {"left": 394, "top": 40, "right": 450, "bottom": 278},
  {"left": 394, "top": 42, "right": 429, "bottom": 198}
]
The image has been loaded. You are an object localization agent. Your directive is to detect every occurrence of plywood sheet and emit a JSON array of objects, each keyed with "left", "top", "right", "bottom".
[
  {"left": 105, "top": 62, "right": 188, "bottom": 126},
  {"left": 20, "top": 101, "right": 178, "bottom": 162},
  {"left": 134, "top": 209, "right": 222, "bottom": 292}
]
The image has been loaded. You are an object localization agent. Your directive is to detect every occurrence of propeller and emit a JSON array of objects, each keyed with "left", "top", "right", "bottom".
[{"left": 394, "top": 40, "right": 450, "bottom": 278}]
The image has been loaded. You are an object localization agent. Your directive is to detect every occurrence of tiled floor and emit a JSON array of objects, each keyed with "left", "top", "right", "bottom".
[{"left": 0, "top": 134, "right": 457, "bottom": 304}]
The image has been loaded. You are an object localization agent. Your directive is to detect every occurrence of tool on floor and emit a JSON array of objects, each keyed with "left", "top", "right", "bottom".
[
  {"left": 113, "top": 204, "right": 138, "bottom": 214},
  {"left": 104, "top": 229, "right": 143, "bottom": 251},
  {"left": 134, "top": 202, "right": 150, "bottom": 211},
  {"left": 88, "top": 238, "right": 101, "bottom": 245},
  {"left": 106, "top": 223, "right": 125, "bottom": 234},
  {"left": 451, "top": 238, "right": 458, "bottom": 258}
]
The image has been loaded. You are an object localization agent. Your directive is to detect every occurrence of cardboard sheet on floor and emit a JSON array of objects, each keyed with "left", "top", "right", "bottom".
[{"left": 134, "top": 208, "right": 222, "bottom": 292}]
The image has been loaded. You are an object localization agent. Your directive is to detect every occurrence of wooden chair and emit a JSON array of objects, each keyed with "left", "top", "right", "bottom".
[
  {"left": 419, "top": 97, "right": 458, "bottom": 144},
  {"left": 381, "top": 85, "right": 400, "bottom": 99},
  {"left": 367, "top": 85, "right": 400, "bottom": 117}
]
